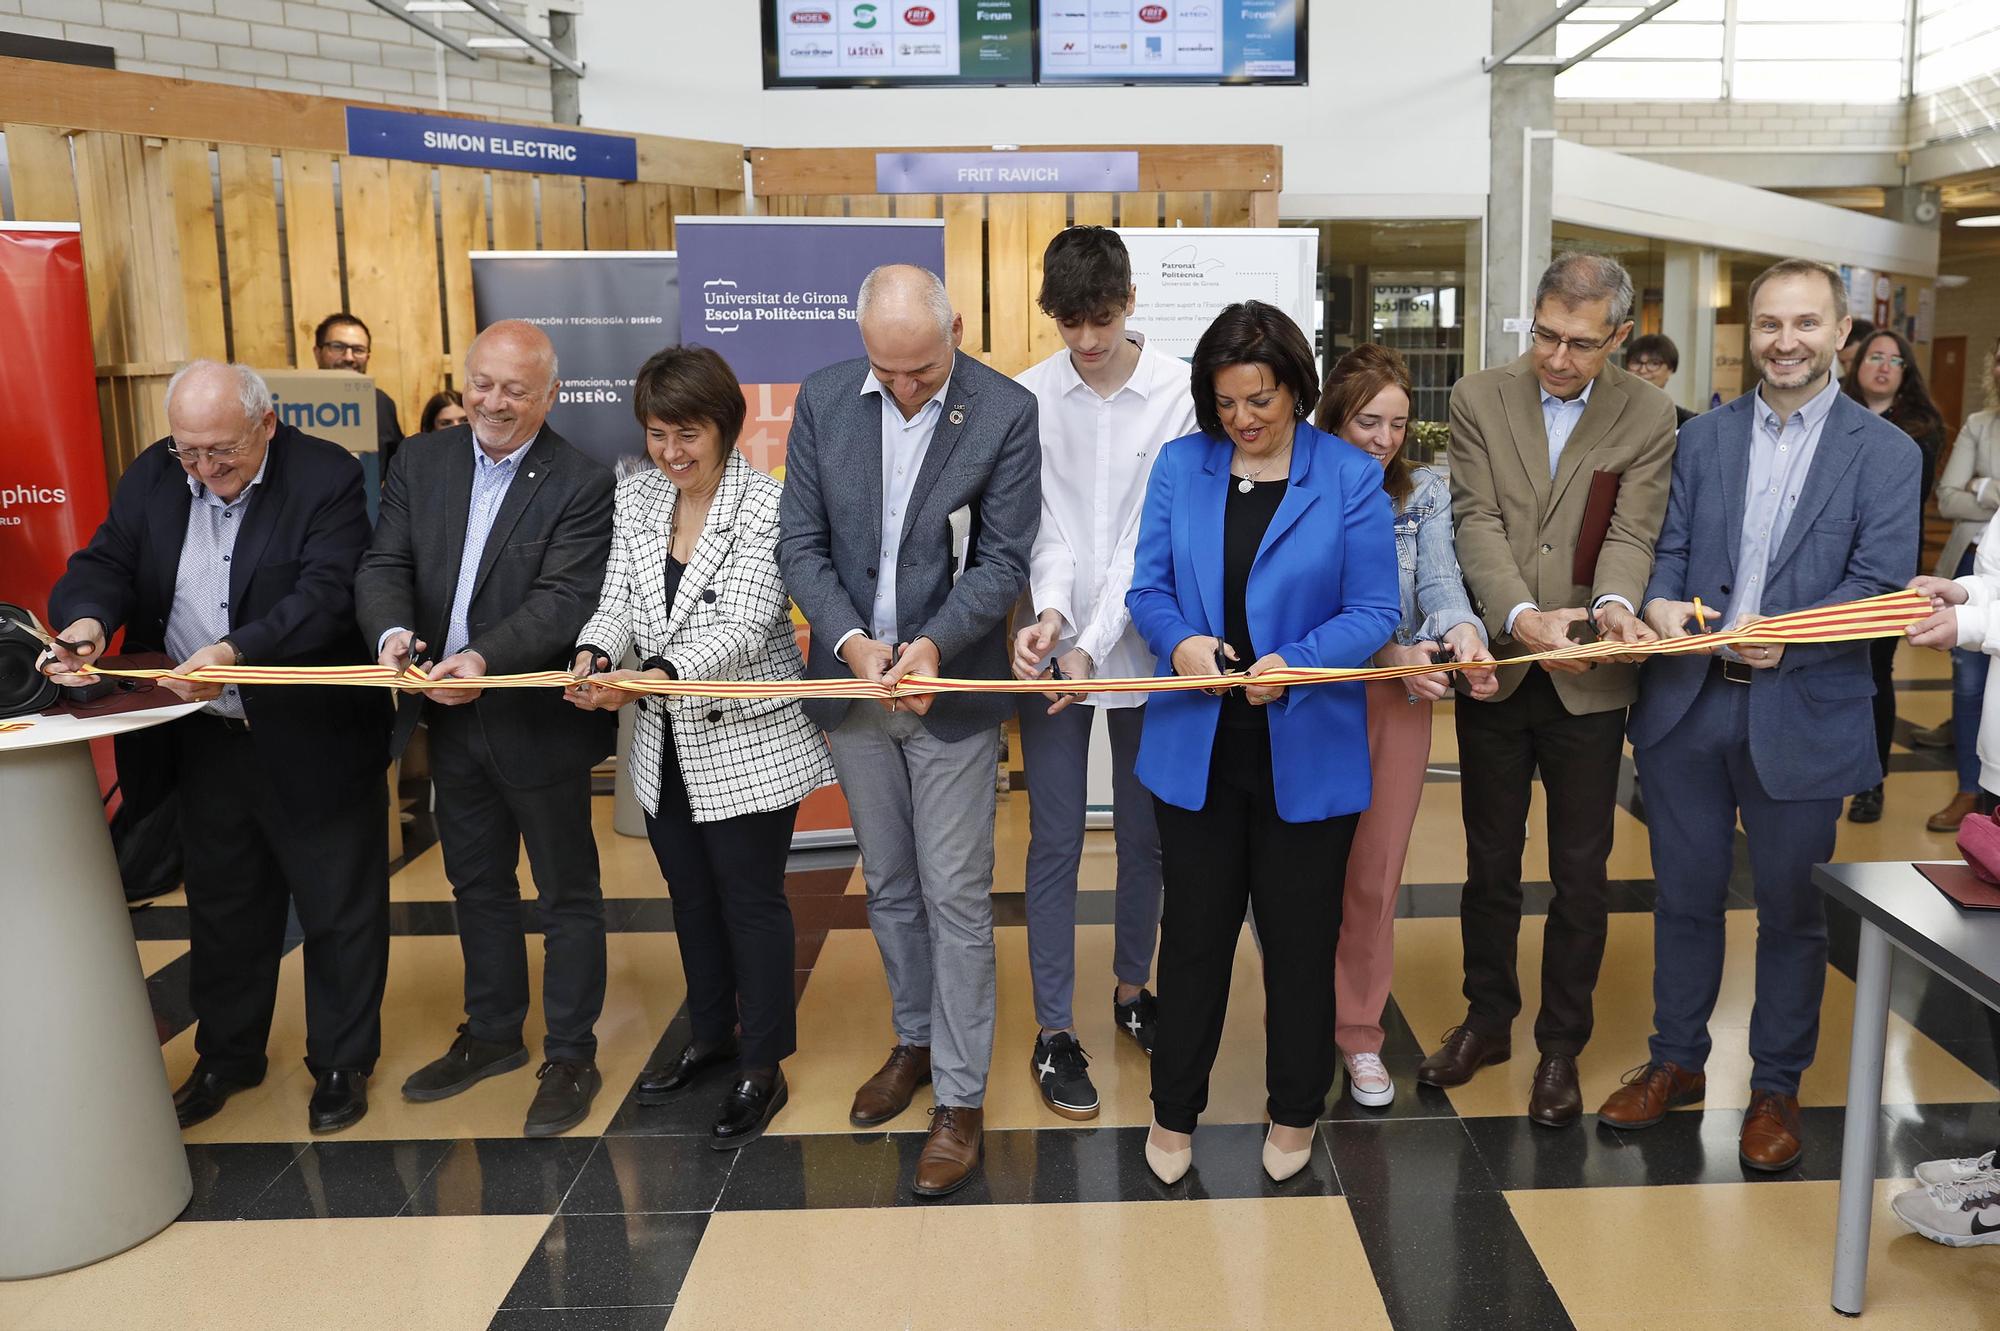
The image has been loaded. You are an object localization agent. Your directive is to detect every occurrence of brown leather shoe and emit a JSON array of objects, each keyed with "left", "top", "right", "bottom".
[
  {"left": 1528, "top": 1054, "right": 1582, "bottom": 1127},
  {"left": 1928, "top": 791, "right": 1979, "bottom": 833},
  {"left": 850, "top": 1044, "right": 932, "bottom": 1127},
  {"left": 912, "top": 1104, "right": 983, "bottom": 1197},
  {"left": 1596, "top": 1062, "right": 1706, "bottom": 1129},
  {"left": 1415, "top": 1024, "right": 1512, "bottom": 1088},
  {"left": 1739, "top": 1090, "right": 1804, "bottom": 1171}
]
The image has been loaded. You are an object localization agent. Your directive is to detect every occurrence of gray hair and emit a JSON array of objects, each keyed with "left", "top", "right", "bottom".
[
  {"left": 164, "top": 359, "right": 273, "bottom": 423},
  {"left": 468, "top": 319, "right": 561, "bottom": 383},
  {"left": 856, "top": 264, "right": 953, "bottom": 340},
  {"left": 1534, "top": 253, "right": 1634, "bottom": 331}
]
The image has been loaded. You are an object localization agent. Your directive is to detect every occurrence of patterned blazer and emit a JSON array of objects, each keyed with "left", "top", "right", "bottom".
[{"left": 576, "top": 451, "right": 834, "bottom": 822}]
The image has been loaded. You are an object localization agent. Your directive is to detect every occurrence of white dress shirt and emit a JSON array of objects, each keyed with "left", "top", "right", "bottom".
[
  {"left": 1015, "top": 335, "right": 1196, "bottom": 707},
  {"left": 832, "top": 372, "right": 952, "bottom": 657},
  {"left": 166, "top": 451, "right": 270, "bottom": 718}
]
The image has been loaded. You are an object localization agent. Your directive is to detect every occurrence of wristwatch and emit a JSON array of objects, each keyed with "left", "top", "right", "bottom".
[{"left": 217, "top": 636, "right": 245, "bottom": 666}]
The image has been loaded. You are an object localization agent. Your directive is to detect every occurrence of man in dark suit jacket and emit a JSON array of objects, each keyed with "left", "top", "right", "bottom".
[
  {"left": 1602, "top": 260, "right": 1919, "bottom": 1172},
  {"left": 778, "top": 264, "right": 1040, "bottom": 1197},
  {"left": 43, "top": 361, "right": 390, "bottom": 1135},
  {"left": 354, "top": 320, "right": 616, "bottom": 1138}
]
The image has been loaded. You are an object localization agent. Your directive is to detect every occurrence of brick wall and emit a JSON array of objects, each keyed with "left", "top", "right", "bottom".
[
  {"left": 0, "top": 0, "right": 556, "bottom": 122},
  {"left": 1914, "top": 76, "right": 2000, "bottom": 147},
  {"left": 1555, "top": 99, "right": 1908, "bottom": 150}
]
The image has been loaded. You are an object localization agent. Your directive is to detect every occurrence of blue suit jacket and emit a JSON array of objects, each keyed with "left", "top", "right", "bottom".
[
  {"left": 1626, "top": 390, "right": 1920, "bottom": 800},
  {"left": 1127, "top": 423, "right": 1400, "bottom": 823}
]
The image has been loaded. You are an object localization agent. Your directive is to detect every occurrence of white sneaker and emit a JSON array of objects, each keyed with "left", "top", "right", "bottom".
[
  {"left": 1344, "top": 1051, "right": 1395, "bottom": 1108},
  {"left": 1890, "top": 1170, "right": 2000, "bottom": 1247},
  {"left": 1915, "top": 1149, "right": 1997, "bottom": 1188}
]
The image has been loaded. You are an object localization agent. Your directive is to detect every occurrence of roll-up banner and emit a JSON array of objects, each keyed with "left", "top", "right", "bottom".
[
  {"left": 676, "top": 215, "right": 948, "bottom": 848},
  {"left": 0, "top": 224, "right": 109, "bottom": 625},
  {"left": 468, "top": 250, "right": 680, "bottom": 470}
]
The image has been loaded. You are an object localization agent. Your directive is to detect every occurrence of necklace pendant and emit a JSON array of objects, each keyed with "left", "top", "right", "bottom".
[{"left": 1237, "top": 476, "right": 1255, "bottom": 494}]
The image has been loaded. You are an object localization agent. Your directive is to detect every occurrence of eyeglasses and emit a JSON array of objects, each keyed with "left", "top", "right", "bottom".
[
  {"left": 1626, "top": 359, "right": 1668, "bottom": 373},
  {"left": 167, "top": 442, "right": 250, "bottom": 465},
  {"left": 318, "top": 340, "right": 370, "bottom": 357},
  {"left": 1863, "top": 353, "right": 1907, "bottom": 370},
  {"left": 1530, "top": 325, "right": 1614, "bottom": 356}
]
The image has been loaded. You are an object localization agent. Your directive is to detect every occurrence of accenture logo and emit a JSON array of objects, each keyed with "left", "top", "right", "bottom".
[
  {"left": 904, "top": 5, "right": 935, "bottom": 24},
  {"left": 1139, "top": 4, "right": 1168, "bottom": 21},
  {"left": 789, "top": 8, "right": 831, "bottom": 23}
]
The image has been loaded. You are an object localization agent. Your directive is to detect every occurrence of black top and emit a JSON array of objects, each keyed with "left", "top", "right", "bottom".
[
  {"left": 662, "top": 551, "right": 686, "bottom": 623},
  {"left": 1220, "top": 477, "right": 1286, "bottom": 730}
]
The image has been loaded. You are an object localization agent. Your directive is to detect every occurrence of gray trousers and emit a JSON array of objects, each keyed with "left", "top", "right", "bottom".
[
  {"left": 828, "top": 703, "right": 999, "bottom": 1108},
  {"left": 1017, "top": 700, "right": 1161, "bottom": 1031}
]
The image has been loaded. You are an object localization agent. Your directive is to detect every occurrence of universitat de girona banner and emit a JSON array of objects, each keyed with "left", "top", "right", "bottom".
[
  {"left": 0, "top": 224, "right": 109, "bottom": 625},
  {"left": 676, "top": 216, "right": 948, "bottom": 846},
  {"left": 468, "top": 250, "right": 681, "bottom": 471}
]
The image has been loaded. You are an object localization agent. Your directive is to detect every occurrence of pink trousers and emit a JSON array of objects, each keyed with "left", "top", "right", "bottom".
[{"left": 1335, "top": 681, "right": 1433, "bottom": 1055}]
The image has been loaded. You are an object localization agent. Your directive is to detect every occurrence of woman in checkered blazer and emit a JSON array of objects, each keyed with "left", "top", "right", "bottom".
[{"left": 566, "top": 345, "right": 834, "bottom": 1150}]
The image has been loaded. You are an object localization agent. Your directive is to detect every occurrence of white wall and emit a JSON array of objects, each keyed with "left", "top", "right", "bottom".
[{"left": 577, "top": 0, "right": 1493, "bottom": 210}]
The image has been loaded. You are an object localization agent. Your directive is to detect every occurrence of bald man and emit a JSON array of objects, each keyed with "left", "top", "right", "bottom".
[
  {"left": 44, "top": 360, "right": 391, "bottom": 1135},
  {"left": 355, "top": 321, "right": 616, "bottom": 1138},
  {"left": 778, "top": 264, "right": 1041, "bottom": 1196}
]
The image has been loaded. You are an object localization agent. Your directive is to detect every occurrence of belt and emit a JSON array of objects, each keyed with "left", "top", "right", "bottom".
[{"left": 1713, "top": 656, "right": 1754, "bottom": 685}]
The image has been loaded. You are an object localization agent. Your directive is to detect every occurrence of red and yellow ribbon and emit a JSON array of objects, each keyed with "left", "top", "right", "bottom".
[{"left": 75, "top": 589, "right": 1932, "bottom": 702}]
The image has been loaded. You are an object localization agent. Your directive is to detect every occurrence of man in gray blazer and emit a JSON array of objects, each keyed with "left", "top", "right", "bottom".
[
  {"left": 355, "top": 320, "right": 616, "bottom": 1139},
  {"left": 1600, "top": 260, "right": 1919, "bottom": 1172},
  {"left": 778, "top": 264, "right": 1040, "bottom": 1197}
]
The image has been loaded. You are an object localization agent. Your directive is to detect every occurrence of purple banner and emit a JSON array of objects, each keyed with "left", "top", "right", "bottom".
[
  {"left": 675, "top": 218, "right": 945, "bottom": 388},
  {"left": 874, "top": 150, "right": 1139, "bottom": 195}
]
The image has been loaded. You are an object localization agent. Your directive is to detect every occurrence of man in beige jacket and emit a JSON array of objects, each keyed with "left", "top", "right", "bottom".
[{"left": 1419, "top": 253, "right": 1678, "bottom": 1126}]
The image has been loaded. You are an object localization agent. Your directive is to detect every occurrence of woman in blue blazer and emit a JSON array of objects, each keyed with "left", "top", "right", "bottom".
[{"left": 1127, "top": 302, "right": 1400, "bottom": 1185}]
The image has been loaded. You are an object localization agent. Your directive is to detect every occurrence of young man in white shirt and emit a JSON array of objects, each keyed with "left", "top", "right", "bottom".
[{"left": 1011, "top": 226, "right": 1197, "bottom": 1120}]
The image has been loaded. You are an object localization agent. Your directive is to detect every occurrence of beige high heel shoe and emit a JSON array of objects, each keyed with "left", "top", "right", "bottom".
[
  {"left": 1145, "top": 1122, "right": 1192, "bottom": 1185},
  {"left": 1262, "top": 1125, "right": 1314, "bottom": 1182}
]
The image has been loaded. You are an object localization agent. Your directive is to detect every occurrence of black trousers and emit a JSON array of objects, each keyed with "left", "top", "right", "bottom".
[
  {"left": 1869, "top": 637, "right": 1898, "bottom": 786},
  {"left": 1454, "top": 667, "right": 1625, "bottom": 1056},
  {"left": 177, "top": 715, "right": 389, "bottom": 1081},
  {"left": 428, "top": 707, "right": 606, "bottom": 1063},
  {"left": 643, "top": 723, "right": 801, "bottom": 1070},
  {"left": 1150, "top": 722, "right": 1356, "bottom": 1133}
]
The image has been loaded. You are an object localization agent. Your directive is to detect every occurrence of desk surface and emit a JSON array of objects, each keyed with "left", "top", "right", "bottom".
[
  {"left": 0, "top": 700, "right": 203, "bottom": 754},
  {"left": 1813, "top": 861, "right": 2000, "bottom": 1010}
]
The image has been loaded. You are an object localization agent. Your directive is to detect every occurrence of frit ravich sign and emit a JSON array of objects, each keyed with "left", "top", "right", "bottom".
[
  {"left": 344, "top": 106, "right": 638, "bottom": 180},
  {"left": 875, "top": 150, "right": 1139, "bottom": 195}
]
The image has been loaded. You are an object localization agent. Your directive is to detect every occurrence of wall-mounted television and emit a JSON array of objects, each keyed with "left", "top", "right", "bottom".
[{"left": 761, "top": 1, "right": 1306, "bottom": 88}]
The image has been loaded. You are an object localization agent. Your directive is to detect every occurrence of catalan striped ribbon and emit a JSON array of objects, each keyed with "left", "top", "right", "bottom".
[
  {"left": 0, "top": 721, "right": 33, "bottom": 734},
  {"left": 76, "top": 589, "right": 1933, "bottom": 702}
]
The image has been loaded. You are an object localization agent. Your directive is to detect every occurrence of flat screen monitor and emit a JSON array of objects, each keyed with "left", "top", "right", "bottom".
[
  {"left": 763, "top": 0, "right": 1037, "bottom": 87},
  {"left": 1037, "top": 1, "right": 1304, "bottom": 86}
]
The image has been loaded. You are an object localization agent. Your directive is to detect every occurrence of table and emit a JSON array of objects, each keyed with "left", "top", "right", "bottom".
[
  {"left": 1814, "top": 860, "right": 2000, "bottom": 1317},
  {"left": 0, "top": 701, "right": 203, "bottom": 1279}
]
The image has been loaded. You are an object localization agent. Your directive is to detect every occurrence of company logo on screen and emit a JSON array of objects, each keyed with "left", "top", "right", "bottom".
[
  {"left": 973, "top": 6, "right": 1013, "bottom": 19},
  {"left": 1180, "top": 2, "right": 1212, "bottom": 15},
  {"left": 898, "top": 40, "right": 944, "bottom": 55},
  {"left": 789, "top": 8, "right": 831, "bottom": 23},
  {"left": 853, "top": 3, "right": 878, "bottom": 27},
  {"left": 847, "top": 40, "right": 885, "bottom": 55},
  {"left": 903, "top": 5, "right": 935, "bottom": 24},
  {"left": 788, "top": 39, "right": 836, "bottom": 57},
  {"left": 1138, "top": 5, "right": 1168, "bottom": 22}
]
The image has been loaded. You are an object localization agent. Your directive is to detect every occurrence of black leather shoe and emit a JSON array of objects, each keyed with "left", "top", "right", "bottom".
[
  {"left": 401, "top": 1023, "right": 530, "bottom": 1103},
  {"left": 1847, "top": 785, "right": 1884, "bottom": 824},
  {"left": 636, "top": 1038, "right": 740, "bottom": 1105},
  {"left": 710, "top": 1069, "right": 789, "bottom": 1150},
  {"left": 1416, "top": 1024, "right": 1512, "bottom": 1088},
  {"left": 308, "top": 1070, "right": 369, "bottom": 1135},
  {"left": 1528, "top": 1054, "right": 1582, "bottom": 1127},
  {"left": 524, "top": 1059, "right": 602, "bottom": 1138},
  {"left": 173, "top": 1068, "right": 262, "bottom": 1129}
]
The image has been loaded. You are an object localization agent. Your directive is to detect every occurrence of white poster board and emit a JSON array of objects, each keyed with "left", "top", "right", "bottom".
[{"left": 1114, "top": 226, "right": 1319, "bottom": 360}]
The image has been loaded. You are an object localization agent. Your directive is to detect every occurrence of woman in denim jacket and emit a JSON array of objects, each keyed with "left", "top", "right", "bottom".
[{"left": 1314, "top": 344, "right": 1497, "bottom": 1108}]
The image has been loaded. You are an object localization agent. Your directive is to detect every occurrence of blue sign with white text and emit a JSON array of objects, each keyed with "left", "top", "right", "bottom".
[
  {"left": 875, "top": 150, "right": 1139, "bottom": 195},
  {"left": 344, "top": 106, "right": 638, "bottom": 180}
]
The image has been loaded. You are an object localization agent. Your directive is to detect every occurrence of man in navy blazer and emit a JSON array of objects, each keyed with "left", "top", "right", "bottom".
[
  {"left": 1600, "top": 260, "right": 1920, "bottom": 1172},
  {"left": 44, "top": 361, "right": 390, "bottom": 1135}
]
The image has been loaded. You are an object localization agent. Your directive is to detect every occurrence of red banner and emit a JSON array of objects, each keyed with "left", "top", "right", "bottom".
[{"left": 0, "top": 225, "right": 107, "bottom": 624}]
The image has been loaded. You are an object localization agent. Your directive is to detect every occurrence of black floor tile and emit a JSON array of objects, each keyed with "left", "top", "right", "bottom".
[
  {"left": 179, "top": 1142, "right": 307, "bottom": 1220},
  {"left": 488, "top": 1308, "right": 671, "bottom": 1331},
  {"left": 614, "top": 899, "right": 678, "bottom": 933},
  {"left": 1323, "top": 1118, "right": 1496, "bottom": 1196},
  {"left": 402, "top": 1137, "right": 600, "bottom": 1216},
  {"left": 501, "top": 1212, "right": 709, "bottom": 1312},
  {"left": 1347, "top": 1189, "right": 1575, "bottom": 1331},
  {"left": 558, "top": 1136, "right": 738, "bottom": 1215},
  {"left": 385, "top": 900, "right": 465, "bottom": 936},
  {"left": 1891, "top": 1100, "right": 2000, "bottom": 1164},
  {"left": 602, "top": 1010, "right": 735, "bottom": 1138},
  {"left": 1466, "top": 1105, "right": 1936, "bottom": 1191},
  {"left": 127, "top": 903, "right": 190, "bottom": 940},
  {"left": 240, "top": 1138, "right": 452, "bottom": 1219},
  {"left": 145, "top": 954, "right": 197, "bottom": 1046}
]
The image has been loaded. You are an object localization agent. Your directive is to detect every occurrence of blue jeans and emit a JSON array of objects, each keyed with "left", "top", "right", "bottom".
[{"left": 1955, "top": 545, "right": 1990, "bottom": 794}]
